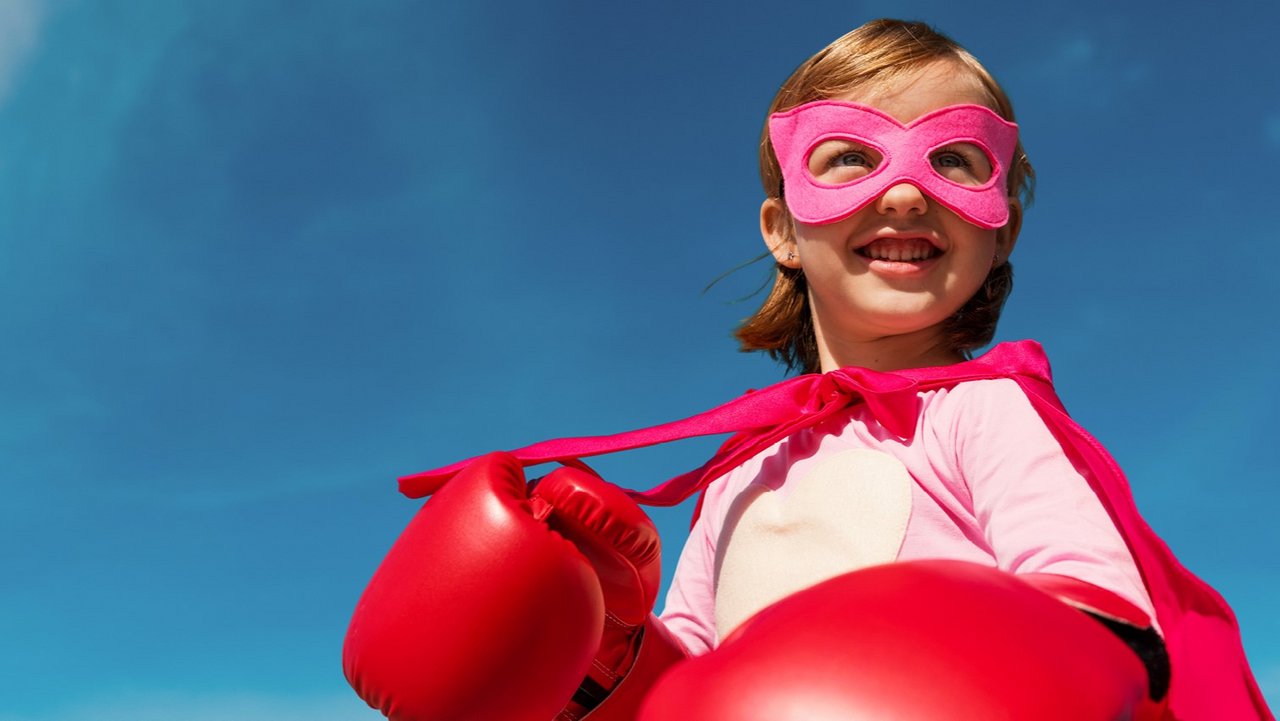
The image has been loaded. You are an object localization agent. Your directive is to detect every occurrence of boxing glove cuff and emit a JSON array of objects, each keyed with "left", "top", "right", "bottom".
[{"left": 577, "top": 615, "right": 689, "bottom": 721}]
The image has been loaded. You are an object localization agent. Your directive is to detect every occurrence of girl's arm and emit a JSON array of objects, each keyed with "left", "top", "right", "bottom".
[
  {"left": 656, "top": 487, "right": 724, "bottom": 656},
  {"left": 950, "top": 378, "right": 1155, "bottom": 617},
  {"left": 950, "top": 378, "right": 1168, "bottom": 699}
]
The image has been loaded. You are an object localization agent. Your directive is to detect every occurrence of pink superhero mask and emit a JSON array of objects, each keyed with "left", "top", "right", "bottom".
[{"left": 769, "top": 100, "right": 1019, "bottom": 229}]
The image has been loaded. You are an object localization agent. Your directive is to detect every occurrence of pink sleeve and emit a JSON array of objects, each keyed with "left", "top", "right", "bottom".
[
  {"left": 949, "top": 379, "right": 1157, "bottom": 624},
  {"left": 657, "top": 476, "right": 735, "bottom": 656},
  {"left": 657, "top": 517, "right": 716, "bottom": 655}
]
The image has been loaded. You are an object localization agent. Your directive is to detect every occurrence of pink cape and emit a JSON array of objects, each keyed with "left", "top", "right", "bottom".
[{"left": 400, "top": 340, "right": 1273, "bottom": 720}]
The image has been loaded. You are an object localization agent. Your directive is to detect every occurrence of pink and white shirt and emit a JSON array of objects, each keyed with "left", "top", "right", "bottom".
[{"left": 659, "top": 377, "right": 1155, "bottom": 655}]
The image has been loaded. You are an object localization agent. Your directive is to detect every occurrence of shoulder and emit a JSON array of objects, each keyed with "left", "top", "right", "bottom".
[
  {"left": 921, "top": 376, "right": 1081, "bottom": 467},
  {"left": 927, "top": 377, "right": 1043, "bottom": 427}
]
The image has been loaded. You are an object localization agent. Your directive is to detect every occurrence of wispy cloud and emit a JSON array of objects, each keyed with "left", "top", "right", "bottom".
[
  {"left": 0, "top": 690, "right": 375, "bottom": 721},
  {"left": 1266, "top": 113, "right": 1280, "bottom": 152},
  {"left": 1010, "top": 30, "right": 1150, "bottom": 108},
  {"left": 1259, "top": 664, "right": 1279, "bottom": 707},
  {"left": 1052, "top": 35, "right": 1095, "bottom": 68},
  {"left": 0, "top": 0, "right": 47, "bottom": 105},
  {"left": 1017, "top": 33, "right": 1098, "bottom": 82}
]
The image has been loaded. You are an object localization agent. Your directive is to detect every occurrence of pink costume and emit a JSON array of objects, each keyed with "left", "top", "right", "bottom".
[
  {"left": 658, "top": 376, "right": 1155, "bottom": 654},
  {"left": 402, "top": 342, "right": 1273, "bottom": 720}
]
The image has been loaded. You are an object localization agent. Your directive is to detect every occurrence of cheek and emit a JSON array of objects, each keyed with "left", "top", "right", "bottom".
[
  {"left": 793, "top": 223, "right": 857, "bottom": 269},
  {"left": 967, "top": 232, "right": 1000, "bottom": 270},
  {"left": 953, "top": 223, "right": 999, "bottom": 265},
  {"left": 944, "top": 227, "right": 1000, "bottom": 295}
]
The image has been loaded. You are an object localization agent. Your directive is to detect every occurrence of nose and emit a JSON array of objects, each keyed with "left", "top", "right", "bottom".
[{"left": 875, "top": 182, "right": 928, "bottom": 217}]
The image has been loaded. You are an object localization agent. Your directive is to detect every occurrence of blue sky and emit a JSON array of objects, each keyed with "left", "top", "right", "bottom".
[{"left": 1, "top": 0, "right": 1277, "bottom": 717}]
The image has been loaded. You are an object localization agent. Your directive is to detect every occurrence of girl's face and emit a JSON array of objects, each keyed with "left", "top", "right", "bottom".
[{"left": 762, "top": 60, "right": 1020, "bottom": 372}]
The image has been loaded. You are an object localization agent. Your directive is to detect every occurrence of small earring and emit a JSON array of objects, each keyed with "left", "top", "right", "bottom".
[{"left": 786, "top": 250, "right": 796, "bottom": 261}]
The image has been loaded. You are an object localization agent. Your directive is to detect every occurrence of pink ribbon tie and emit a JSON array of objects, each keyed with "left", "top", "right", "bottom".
[{"left": 399, "top": 361, "right": 929, "bottom": 504}]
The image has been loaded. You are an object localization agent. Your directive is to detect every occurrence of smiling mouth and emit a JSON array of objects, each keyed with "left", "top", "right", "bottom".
[{"left": 856, "top": 237, "right": 941, "bottom": 262}]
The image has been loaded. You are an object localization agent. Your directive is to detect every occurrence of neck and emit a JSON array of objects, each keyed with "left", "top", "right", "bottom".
[{"left": 814, "top": 324, "right": 965, "bottom": 373}]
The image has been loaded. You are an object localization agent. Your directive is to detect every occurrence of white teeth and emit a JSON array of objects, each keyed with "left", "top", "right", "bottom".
[{"left": 862, "top": 238, "right": 936, "bottom": 261}]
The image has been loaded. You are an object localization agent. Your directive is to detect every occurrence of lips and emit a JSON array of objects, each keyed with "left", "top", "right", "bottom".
[{"left": 856, "top": 237, "right": 941, "bottom": 262}]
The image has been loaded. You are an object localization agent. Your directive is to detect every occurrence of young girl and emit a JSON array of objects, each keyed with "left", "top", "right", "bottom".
[{"left": 345, "top": 18, "right": 1272, "bottom": 721}]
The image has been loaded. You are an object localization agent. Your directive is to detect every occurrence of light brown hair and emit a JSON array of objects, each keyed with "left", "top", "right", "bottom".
[{"left": 735, "top": 19, "right": 1035, "bottom": 374}]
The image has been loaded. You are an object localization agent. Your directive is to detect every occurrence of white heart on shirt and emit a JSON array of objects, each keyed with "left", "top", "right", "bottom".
[{"left": 714, "top": 448, "right": 913, "bottom": 640}]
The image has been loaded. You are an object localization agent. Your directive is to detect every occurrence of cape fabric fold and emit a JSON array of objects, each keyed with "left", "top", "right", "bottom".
[{"left": 399, "top": 340, "right": 1272, "bottom": 720}]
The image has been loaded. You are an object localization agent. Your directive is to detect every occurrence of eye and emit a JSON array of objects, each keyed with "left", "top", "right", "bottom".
[
  {"left": 831, "top": 150, "right": 873, "bottom": 168},
  {"left": 807, "top": 140, "right": 883, "bottom": 184},
  {"left": 930, "top": 143, "right": 993, "bottom": 185}
]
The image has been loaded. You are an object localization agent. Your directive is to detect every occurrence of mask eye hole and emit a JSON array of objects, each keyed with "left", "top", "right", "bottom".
[
  {"left": 807, "top": 139, "right": 884, "bottom": 184},
  {"left": 930, "top": 143, "right": 994, "bottom": 185}
]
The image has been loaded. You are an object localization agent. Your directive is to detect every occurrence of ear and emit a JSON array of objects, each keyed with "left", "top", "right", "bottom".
[
  {"left": 995, "top": 196, "right": 1022, "bottom": 265},
  {"left": 761, "top": 197, "right": 801, "bottom": 269}
]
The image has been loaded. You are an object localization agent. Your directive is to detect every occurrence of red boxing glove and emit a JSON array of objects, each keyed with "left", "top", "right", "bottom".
[
  {"left": 343, "top": 453, "right": 603, "bottom": 721},
  {"left": 639, "top": 560, "right": 1152, "bottom": 721},
  {"left": 343, "top": 452, "right": 685, "bottom": 721},
  {"left": 528, "top": 462, "right": 665, "bottom": 719},
  {"left": 1020, "top": 573, "right": 1169, "bottom": 721}
]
